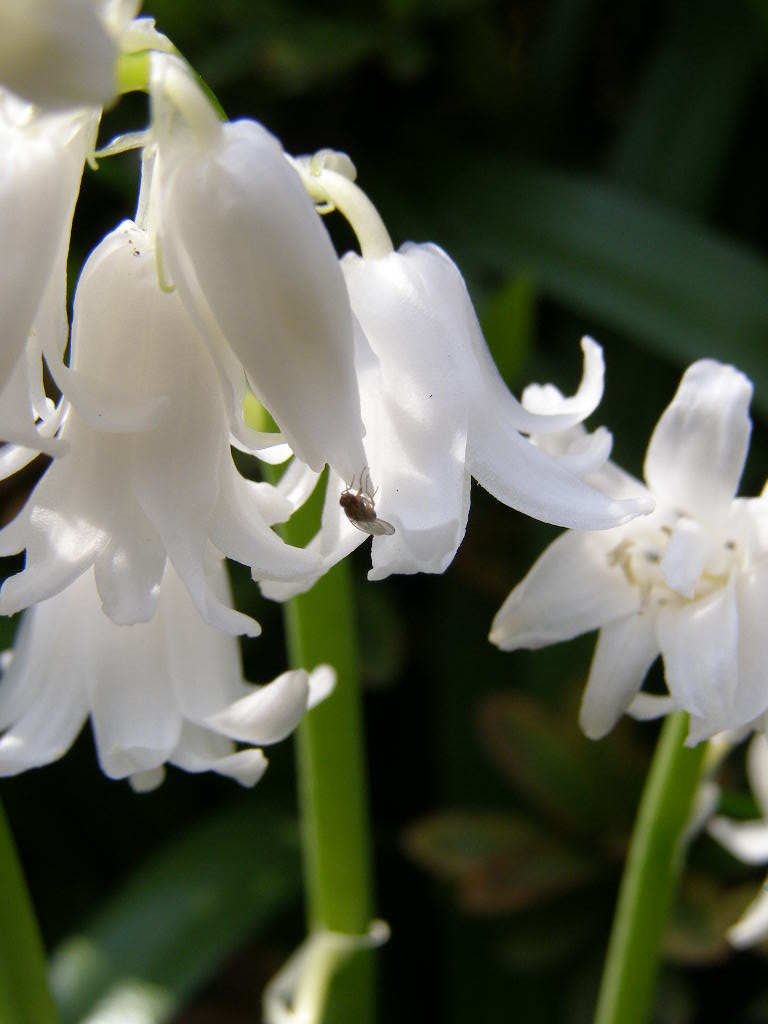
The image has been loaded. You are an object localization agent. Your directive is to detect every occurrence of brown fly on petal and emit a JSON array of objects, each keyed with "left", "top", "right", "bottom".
[{"left": 339, "top": 468, "right": 395, "bottom": 536}]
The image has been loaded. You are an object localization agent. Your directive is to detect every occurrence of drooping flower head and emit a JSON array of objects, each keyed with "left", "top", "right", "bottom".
[
  {"left": 147, "top": 56, "right": 367, "bottom": 481},
  {"left": 0, "top": 220, "right": 320, "bottom": 635},
  {"left": 0, "top": 561, "right": 334, "bottom": 790},
  {"left": 261, "top": 151, "right": 652, "bottom": 600},
  {"left": 490, "top": 360, "right": 768, "bottom": 744}
]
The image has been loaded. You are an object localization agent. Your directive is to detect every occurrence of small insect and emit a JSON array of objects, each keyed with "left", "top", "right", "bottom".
[{"left": 339, "top": 468, "right": 395, "bottom": 536}]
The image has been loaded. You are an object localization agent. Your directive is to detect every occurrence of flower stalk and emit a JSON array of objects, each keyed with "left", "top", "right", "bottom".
[
  {"left": 593, "top": 712, "right": 707, "bottom": 1024},
  {"left": 0, "top": 802, "right": 59, "bottom": 1024},
  {"left": 279, "top": 485, "right": 377, "bottom": 1022}
]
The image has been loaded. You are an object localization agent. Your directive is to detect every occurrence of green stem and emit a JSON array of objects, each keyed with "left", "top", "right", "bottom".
[
  {"left": 284, "top": 562, "right": 374, "bottom": 936},
  {"left": 277, "top": 485, "right": 376, "bottom": 1022},
  {"left": 593, "top": 712, "right": 707, "bottom": 1024},
  {"left": 0, "top": 802, "right": 60, "bottom": 1024}
]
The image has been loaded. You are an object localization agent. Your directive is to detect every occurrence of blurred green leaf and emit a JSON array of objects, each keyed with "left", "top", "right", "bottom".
[
  {"left": 480, "top": 273, "right": 537, "bottom": 388},
  {"left": 609, "top": 0, "right": 763, "bottom": 214},
  {"left": 403, "top": 810, "right": 597, "bottom": 914},
  {"left": 404, "top": 157, "right": 768, "bottom": 412},
  {"left": 476, "top": 691, "right": 646, "bottom": 848},
  {"left": 50, "top": 801, "right": 300, "bottom": 1024}
]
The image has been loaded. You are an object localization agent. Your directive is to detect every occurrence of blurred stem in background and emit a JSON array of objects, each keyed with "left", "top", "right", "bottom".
[
  {"left": 593, "top": 712, "right": 707, "bottom": 1024},
  {"left": 0, "top": 802, "right": 60, "bottom": 1024}
]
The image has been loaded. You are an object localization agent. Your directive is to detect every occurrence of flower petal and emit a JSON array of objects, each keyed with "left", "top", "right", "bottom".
[
  {"left": 707, "top": 817, "right": 768, "bottom": 866},
  {"left": 209, "top": 465, "right": 321, "bottom": 584},
  {"left": 579, "top": 610, "right": 659, "bottom": 738},
  {"left": 657, "top": 580, "right": 739, "bottom": 732},
  {"left": 626, "top": 693, "right": 678, "bottom": 720},
  {"left": 343, "top": 250, "right": 472, "bottom": 578},
  {"left": 725, "top": 885, "right": 768, "bottom": 948},
  {"left": 259, "top": 469, "right": 365, "bottom": 602},
  {"left": 730, "top": 562, "right": 768, "bottom": 733},
  {"left": 88, "top": 610, "right": 182, "bottom": 780},
  {"left": 93, "top": 517, "right": 167, "bottom": 625},
  {"left": 0, "top": 593, "right": 90, "bottom": 774},
  {"left": 518, "top": 336, "right": 605, "bottom": 430},
  {"left": 644, "top": 360, "right": 752, "bottom": 524},
  {"left": 470, "top": 406, "right": 653, "bottom": 529},
  {"left": 152, "top": 80, "right": 366, "bottom": 478},
  {"left": 0, "top": 103, "right": 90, "bottom": 389},
  {"left": 307, "top": 665, "right": 336, "bottom": 708},
  {"left": 0, "top": 680, "right": 87, "bottom": 774},
  {"left": 0, "top": 0, "right": 117, "bottom": 109},
  {"left": 170, "top": 723, "right": 269, "bottom": 788},
  {"left": 203, "top": 669, "right": 312, "bottom": 745},
  {"left": 660, "top": 517, "right": 716, "bottom": 599},
  {"left": 490, "top": 530, "right": 641, "bottom": 650}
]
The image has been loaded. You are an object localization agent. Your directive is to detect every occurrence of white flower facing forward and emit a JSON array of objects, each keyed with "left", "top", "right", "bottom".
[
  {"left": 707, "top": 735, "right": 768, "bottom": 948},
  {"left": 0, "top": 220, "right": 320, "bottom": 635},
  {"left": 0, "top": 562, "right": 335, "bottom": 790},
  {"left": 147, "top": 57, "right": 366, "bottom": 480},
  {"left": 490, "top": 359, "right": 768, "bottom": 745},
  {"left": 261, "top": 154, "right": 651, "bottom": 600}
]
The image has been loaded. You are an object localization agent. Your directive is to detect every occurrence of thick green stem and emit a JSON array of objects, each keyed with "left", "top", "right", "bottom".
[
  {"left": 0, "top": 802, "right": 60, "bottom": 1024},
  {"left": 277, "top": 483, "right": 376, "bottom": 1022},
  {"left": 593, "top": 712, "right": 707, "bottom": 1024},
  {"left": 284, "top": 562, "right": 374, "bottom": 936}
]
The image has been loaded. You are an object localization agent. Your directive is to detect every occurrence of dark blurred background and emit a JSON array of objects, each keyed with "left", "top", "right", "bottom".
[{"left": 4, "top": 1, "right": 768, "bottom": 1021}]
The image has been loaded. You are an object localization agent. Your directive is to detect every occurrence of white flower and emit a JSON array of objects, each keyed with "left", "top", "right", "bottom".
[
  {"left": 0, "top": 220, "right": 319, "bottom": 634},
  {"left": 261, "top": 232, "right": 650, "bottom": 599},
  {"left": 0, "top": 92, "right": 96, "bottom": 449},
  {"left": 258, "top": 153, "right": 651, "bottom": 599},
  {"left": 0, "top": 0, "right": 119, "bottom": 110},
  {"left": 490, "top": 359, "right": 768, "bottom": 744},
  {"left": 0, "top": 561, "right": 334, "bottom": 790},
  {"left": 147, "top": 57, "right": 366, "bottom": 480},
  {"left": 707, "top": 735, "right": 768, "bottom": 947}
]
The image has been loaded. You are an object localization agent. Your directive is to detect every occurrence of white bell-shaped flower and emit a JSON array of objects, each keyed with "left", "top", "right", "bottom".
[
  {"left": 0, "top": 0, "right": 118, "bottom": 110},
  {"left": 345, "top": 245, "right": 651, "bottom": 577},
  {"left": 259, "top": 153, "right": 652, "bottom": 600},
  {"left": 490, "top": 359, "right": 768, "bottom": 744},
  {"left": 0, "top": 220, "right": 320, "bottom": 635},
  {"left": 262, "top": 256, "right": 650, "bottom": 600},
  {"left": 148, "top": 57, "right": 366, "bottom": 480},
  {"left": 0, "top": 561, "right": 334, "bottom": 790}
]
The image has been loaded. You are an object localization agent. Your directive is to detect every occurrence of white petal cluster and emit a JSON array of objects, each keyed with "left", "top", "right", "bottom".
[
  {"left": 0, "top": 560, "right": 334, "bottom": 792},
  {"left": 262, "top": 155, "right": 652, "bottom": 600},
  {"left": 0, "top": 44, "right": 355, "bottom": 783},
  {"left": 491, "top": 360, "right": 768, "bottom": 744},
  {"left": 0, "top": 221, "right": 320, "bottom": 635},
  {"left": 0, "top": 30, "right": 653, "bottom": 786}
]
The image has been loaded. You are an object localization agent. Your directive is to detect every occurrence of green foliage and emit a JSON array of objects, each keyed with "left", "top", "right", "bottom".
[{"left": 50, "top": 802, "right": 301, "bottom": 1024}]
